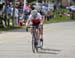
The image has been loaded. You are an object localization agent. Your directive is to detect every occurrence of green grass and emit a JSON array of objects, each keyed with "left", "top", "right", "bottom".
[
  {"left": 44, "top": 8, "right": 71, "bottom": 24},
  {"left": 44, "top": 15, "right": 70, "bottom": 24}
]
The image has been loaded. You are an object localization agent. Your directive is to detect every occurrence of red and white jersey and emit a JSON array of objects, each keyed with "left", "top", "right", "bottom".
[{"left": 28, "top": 13, "right": 42, "bottom": 24}]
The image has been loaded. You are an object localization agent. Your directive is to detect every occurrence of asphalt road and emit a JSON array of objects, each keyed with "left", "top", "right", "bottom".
[{"left": 0, "top": 21, "right": 75, "bottom": 58}]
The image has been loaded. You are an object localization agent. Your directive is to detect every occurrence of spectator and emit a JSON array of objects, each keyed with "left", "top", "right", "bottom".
[
  {"left": 4, "top": 5, "right": 11, "bottom": 27},
  {"left": 23, "top": 3, "right": 31, "bottom": 23},
  {"left": 47, "top": 10, "right": 54, "bottom": 21},
  {"left": 18, "top": 13, "right": 23, "bottom": 26},
  {"left": 0, "top": 3, "right": 5, "bottom": 28},
  {"left": 11, "top": 6, "right": 19, "bottom": 26}
]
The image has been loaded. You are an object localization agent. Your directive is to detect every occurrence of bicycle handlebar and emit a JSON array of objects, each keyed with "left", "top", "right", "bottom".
[{"left": 25, "top": 25, "right": 43, "bottom": 32}]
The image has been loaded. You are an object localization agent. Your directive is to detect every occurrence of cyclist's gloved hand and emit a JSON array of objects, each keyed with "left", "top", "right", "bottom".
[{"left": 25, "top": 22, "right": 28, "bottom": 28}]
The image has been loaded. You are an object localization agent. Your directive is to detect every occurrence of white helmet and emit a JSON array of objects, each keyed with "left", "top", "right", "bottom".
[{"left": 31, "top": 10, "right": 38, "bottom": 18}]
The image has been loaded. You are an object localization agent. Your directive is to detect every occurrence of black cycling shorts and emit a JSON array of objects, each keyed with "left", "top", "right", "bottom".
[
  {"left": 32, "top": 23, "right": 40, "bottom": 28},
  {"left": 32, "top": 23, "right": 43, "bottom": 29}
]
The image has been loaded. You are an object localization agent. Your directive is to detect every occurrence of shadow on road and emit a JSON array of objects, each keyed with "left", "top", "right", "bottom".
[
  {"left": 42, "top": 48, "right": 61, "bottom": 51},
  {"left": 38, "top": 48, "right": 61, "bottom": 55}
]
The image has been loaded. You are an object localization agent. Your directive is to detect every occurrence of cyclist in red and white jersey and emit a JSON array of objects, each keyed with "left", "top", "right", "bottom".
[{"left": 26, "top": 9, "right": 44, "bottom": 46}]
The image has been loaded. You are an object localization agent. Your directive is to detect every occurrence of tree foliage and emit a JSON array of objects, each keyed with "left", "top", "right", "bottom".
[
  {"left": 27, "top": 0, "right": 42, "bottom": 3},
  {"left": 27, "top": 0, "right": 35, "bottom": 3}
]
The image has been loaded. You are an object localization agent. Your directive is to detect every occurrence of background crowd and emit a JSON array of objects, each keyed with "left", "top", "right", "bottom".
[{"left": 0, "top": 0, "right": 75, "bottom": 29}]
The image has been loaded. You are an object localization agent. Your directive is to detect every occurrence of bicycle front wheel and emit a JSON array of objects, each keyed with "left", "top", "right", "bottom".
[{"left": 32, "top": 36, "right": 36, "bottom": 53}]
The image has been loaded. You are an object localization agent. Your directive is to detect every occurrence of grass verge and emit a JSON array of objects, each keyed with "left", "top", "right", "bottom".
[{"left": 44, "top": 15, "right": 70, "bottom": 24}]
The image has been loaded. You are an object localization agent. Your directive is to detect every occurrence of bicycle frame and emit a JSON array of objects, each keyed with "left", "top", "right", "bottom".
[{"left": 27, "top": 25, "right": 43, "bottom": 53}]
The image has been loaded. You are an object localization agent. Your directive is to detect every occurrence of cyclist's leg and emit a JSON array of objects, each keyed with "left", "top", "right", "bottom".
[
  {"left": 39, "top": 15, "right": 44, "bottom": 41},
  {"left": 34, "top": 24, "right": 43, "bottom": 41},
  {"left": 36, "top": 28, "right": 42, "bottom": 48},
  {"left": 39, "top": 25, "right": 43, "bottom": 41},
  {"left": 30, "top": 24, "right": 39, "bottom": 39},
  {"left": 34, "top": 25, "right": 43, "bottom": 48},
  {"left": 36, "top": 28, "right": 40, "bottom": 40}
]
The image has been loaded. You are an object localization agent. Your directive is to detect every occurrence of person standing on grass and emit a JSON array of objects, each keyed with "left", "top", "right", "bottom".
[
  {"left": 4, "top": 5, "right": 11, "bottom": 27},
  {"left": 11, "top": 6, "right": 19, "bottom": 26}
]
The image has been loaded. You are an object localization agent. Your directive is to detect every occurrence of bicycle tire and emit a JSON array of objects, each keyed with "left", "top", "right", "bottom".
[
  {"left": 32, "top": 33, "right": 39, "bottom": 53},
  {"left": 35, "top": 35, "right": 39, "bottom": 52},
  {"left": 32, "top": 36, "right": 36, "bottom": 53},
  {"left": 31, "top": 26, "right": 42, "bottom": 53}
]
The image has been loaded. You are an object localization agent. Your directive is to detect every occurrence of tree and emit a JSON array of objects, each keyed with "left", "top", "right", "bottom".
[
  {"left": 12, "top": 0, "right": 16, "bottom": 27},
  {"left": 27, "top": 0, "right": 43, "bottom": 3},
  {"left": 27, "top": 0, "right": 35, "bottom": 3}
]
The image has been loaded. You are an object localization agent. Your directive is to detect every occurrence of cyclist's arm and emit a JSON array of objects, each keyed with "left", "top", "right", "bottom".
[
  {"left": 38, "top": 13, "right": 44, "bottom": 25},
  {"left": 26, "top": 19, "right": 30, "bottom": 27}
]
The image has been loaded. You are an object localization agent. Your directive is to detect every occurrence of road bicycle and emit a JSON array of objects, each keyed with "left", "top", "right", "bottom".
[{"left": 27, "top": 25, "right": 43, "bottom": 53}]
